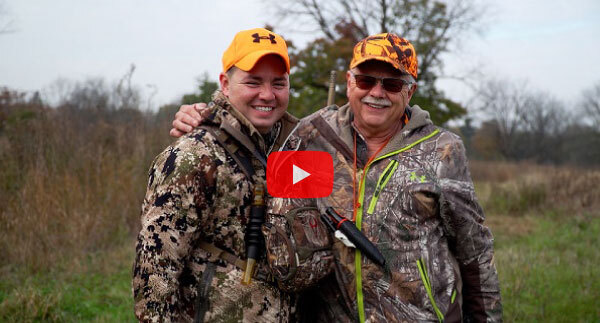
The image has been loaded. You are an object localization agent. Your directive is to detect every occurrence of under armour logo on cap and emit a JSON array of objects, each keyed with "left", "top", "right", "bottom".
[{"left": 252, "top": 33, "right": 276, "bottom": 44}]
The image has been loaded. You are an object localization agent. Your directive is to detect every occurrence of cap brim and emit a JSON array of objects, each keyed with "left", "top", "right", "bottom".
[
  {"left": 235, "top": 50, "right": 290, "bottom": 73},
  {"left": 351, "top": 56, "right": 408, "bottom": 75}
]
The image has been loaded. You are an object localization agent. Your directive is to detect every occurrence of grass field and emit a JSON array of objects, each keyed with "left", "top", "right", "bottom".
[
  {"left": 1, "top": 159, "right": 599, "bottom": 321},
  {"left": 491, "top": 213, "right": 600, "bottom": 321},
  {"left": 0, "top": 242, "right": 136, "bottom": 322}
]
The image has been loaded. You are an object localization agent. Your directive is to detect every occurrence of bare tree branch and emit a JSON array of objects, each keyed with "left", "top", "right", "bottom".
[
  {"left": 0, "top": 0, "right": 16, "bottom": 35},
  {"left": 582, "top": 82, "right": 600, "bottom": 128},
  {"left": 379, "top": 0, "right": 389, "bottom": 32}
]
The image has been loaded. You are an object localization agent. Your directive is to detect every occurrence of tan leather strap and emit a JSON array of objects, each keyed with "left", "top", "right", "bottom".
[{"left": 197, "top": 241, "right": 247, "bottom": 270}]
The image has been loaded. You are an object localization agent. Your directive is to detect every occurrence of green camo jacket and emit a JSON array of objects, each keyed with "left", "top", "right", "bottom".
[
  {"left": 133, "top": 91, "right": 298, "bottom": 322},
  {"left": 268, "top": 104, "right": 502, "bottom": 322}
]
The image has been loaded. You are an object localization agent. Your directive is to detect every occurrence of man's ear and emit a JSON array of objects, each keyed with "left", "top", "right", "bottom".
[
  {"left": 346, "top": 70, "right": 352, "bottom": 97},
  {"left": 219, "top": 72, "right": 229, "bottom": 96},
  {"left": 407, "top": 82, "right": 418, "bottom": 99}
]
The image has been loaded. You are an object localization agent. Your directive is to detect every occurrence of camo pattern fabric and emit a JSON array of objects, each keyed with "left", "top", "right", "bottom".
[
  {"left": 270, "top": 104, "right": 502, "bottom": 322},
  {"left": 263, "top": 205, "right": 335, "bottom": 292},
  {"left": 133, "top": 91, "right": 298, "bottom": 322}
]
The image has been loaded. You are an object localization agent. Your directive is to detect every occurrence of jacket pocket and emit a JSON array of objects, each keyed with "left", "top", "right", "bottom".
[
  {"left": 416, "top": 257, "right": 461, "bottom": 323},
  {"left": 263, "top": 206, "right": 333, "bottom": 292},
  {"left": 366, "top": 160, "right": 399, "bottom": 215},
  {"left": 408, "top": 182, "right": 441, "bottom": 220}
]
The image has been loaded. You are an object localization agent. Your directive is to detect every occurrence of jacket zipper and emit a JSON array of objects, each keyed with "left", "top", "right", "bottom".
[
  {"left": 417, "top": 258, "right": 444, "bottom": 322},
  {"left": 366, "top": 160, "right": 399, "bottom": 215},
  {"left": 354, "top": 128, "right": 440, "bottom": 323}
]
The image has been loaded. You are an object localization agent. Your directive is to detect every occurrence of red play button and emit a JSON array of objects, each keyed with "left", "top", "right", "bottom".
[{"left": 266, "top": 151, "right": 334, "bottom": 198}]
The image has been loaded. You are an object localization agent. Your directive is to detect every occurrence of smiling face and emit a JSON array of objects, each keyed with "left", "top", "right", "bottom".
[
  {"left": 346, "top": 60, "right": 417, "bottom": 138},
  {"left": 220, "top": 54, "right": 289, "bottom": 134}
]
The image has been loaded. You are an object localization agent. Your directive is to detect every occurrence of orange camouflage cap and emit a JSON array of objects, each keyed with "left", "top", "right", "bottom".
[
  {"left": 222, "top": 28, "right": 290, "bottom": 73},
  {"left": 350, "top": 33, "right": 418, "bottom": 80}
]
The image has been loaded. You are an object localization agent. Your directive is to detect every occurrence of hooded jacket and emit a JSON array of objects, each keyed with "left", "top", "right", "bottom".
[
  {"left": 133, "top": 91, "right": 298, "bottom": 322},
  {"left": 268, "top": 103, "right": 502, "bottom": 322}
]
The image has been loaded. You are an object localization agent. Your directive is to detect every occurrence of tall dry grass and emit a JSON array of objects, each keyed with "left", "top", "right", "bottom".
[
  {"left": 0, "top": 103, "right": 174, "bottom": 271},
  {"left": 470, "top": 160, "right": 600, "bottom": 216},
  {"left": 2, "top": 95, "right": 599, "bottom": 273}
]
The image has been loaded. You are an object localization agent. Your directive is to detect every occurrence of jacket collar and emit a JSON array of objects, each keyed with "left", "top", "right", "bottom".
[{"left": 333, "top": 103, "right": 434, "bottom": 162}]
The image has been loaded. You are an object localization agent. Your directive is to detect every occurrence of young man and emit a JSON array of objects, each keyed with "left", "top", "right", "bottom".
[{"left": 133, "top": 28, "right": 311, "bottom": 322}]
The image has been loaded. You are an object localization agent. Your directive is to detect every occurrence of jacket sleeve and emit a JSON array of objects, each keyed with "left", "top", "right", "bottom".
[
  {"left": 132, "top": 138, "right": 214, "bottom": 322},
  {"left": 436, "top": 134, "right": 503, "bottom": 322}
]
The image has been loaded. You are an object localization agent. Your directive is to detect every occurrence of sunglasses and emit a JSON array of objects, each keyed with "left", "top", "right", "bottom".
[{"left": 350, "top": 71, "right": 412, "bottom": 93}]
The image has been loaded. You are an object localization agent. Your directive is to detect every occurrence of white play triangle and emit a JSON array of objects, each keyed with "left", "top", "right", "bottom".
[{"left": 292, "top": 164, "right": 311, "bottom": 185}]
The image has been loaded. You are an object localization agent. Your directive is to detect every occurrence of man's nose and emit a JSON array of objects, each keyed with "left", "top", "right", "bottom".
[
  {"left": 368, "top": 81, "right": 385, "bottom": 98},
  {"left": 259, "top": 85, "right": 276, "bottom": 101}
]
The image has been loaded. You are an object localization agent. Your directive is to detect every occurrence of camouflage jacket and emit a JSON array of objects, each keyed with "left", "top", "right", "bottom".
[
  {"left": 269, "top": 104, "right": 502, "bottom": 322},
  {"left": 133, "top": 91, "right": 298, "bottom": 322}
]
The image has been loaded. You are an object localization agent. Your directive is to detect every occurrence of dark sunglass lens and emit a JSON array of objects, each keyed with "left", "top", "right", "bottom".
[
  {"left": 382, "top": 79, "right": 404, "bottom": 92},
  {"left": 355, "top": 75, "right": 377, "bottom": 89}
]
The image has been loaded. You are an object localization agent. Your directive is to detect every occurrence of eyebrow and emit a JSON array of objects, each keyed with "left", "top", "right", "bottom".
[{"left": 244, "top": 75, "right": 288, "bottom": 82}]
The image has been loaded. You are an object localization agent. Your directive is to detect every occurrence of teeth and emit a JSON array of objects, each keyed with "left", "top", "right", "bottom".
[
  {"left": 367, "top": 103, "right": 387, "bottom": 109},
  {"left": 255, "top": 106, "right": 273, "bottom": 112}
]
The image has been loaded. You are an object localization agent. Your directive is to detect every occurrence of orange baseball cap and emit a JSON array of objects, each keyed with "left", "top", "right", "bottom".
[
  {"left": 222, "top": 28, "right": 290, "bottom": 73},
  {"left": 350, "top": 33, "right": 418, "bottom": 80}
]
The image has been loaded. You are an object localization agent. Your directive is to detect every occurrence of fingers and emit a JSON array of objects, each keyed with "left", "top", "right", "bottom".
[
  {"left": 193, "top": 103, "right": 209, "bottom": 120},
  {"left": 169, "top": 127, "right": 186, "bottom": 138},
  {"left": 193, "top": 102, "right": 208, "bottom": 112},
  {"left": 181, "top": 104, "right": 202, "bottom": 123},
  {"left": 169, "top": 103, "right": 210, "bottom": 138},
  {"left": 175, "top": 110, "right": 199, "bottom": 128},
  {"left": 172, "top": 119, "right": 194, "bottom": 134}
]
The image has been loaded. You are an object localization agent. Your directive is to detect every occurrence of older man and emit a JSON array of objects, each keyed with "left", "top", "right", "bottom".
[
  {"left": 172, "top": 33, "right": 502, "bottom": 322},
  {"left": 132, "top": 28, "right": 332, "bottom": 322}
]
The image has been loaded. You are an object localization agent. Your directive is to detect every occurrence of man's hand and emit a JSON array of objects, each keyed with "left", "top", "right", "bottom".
[{"left": 169, "top": 103, "right": 207, "bottom": 138}]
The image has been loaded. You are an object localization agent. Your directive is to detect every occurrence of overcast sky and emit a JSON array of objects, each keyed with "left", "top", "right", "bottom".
[{"left": 1, "top": 0, "right": 599, "bottom": 110}]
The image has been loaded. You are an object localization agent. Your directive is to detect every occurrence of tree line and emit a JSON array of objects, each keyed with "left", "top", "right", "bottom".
[{"left": 3, "top": 0, "right": 600, "bottom": 168}]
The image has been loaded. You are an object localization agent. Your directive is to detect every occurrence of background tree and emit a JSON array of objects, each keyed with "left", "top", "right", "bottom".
[
  {"left": 114, "top": 64, "right": 141, "bottom": 111},
  {"left": 269, "top": 0, "right": 483, "bottom": 122},
  {"left": 519, "top": 94, "right": 568, "bottom": 164},
  {"left": 0, "top": 0, "right": 15, "bottom": 35},
  {"left": 471, "top": 79, "right": 600, "bottom": 166},
  {"left": 181, "top": 72, "right": 219, "bottom": 105},
  {"left": 474, "top": 79, "right": 529, "bottom": 160},
  {"left": 581, "top": 81, "right": 600, "bottom": 129},
  {"left": 288, "top": 22, "right": 357, "bottom": 116},
  {"left": 565, "top": 81, "right": 600, "bottom": 166}
]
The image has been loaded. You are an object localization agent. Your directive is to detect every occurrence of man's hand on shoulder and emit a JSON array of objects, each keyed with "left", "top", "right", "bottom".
[{"left": 170, "top": 103, "right": 209, "bottom": 138}]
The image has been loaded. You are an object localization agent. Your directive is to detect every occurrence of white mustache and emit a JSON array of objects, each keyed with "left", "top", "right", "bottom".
[{"left": 361, "top": 96, "right": 392, "bottom": 107}]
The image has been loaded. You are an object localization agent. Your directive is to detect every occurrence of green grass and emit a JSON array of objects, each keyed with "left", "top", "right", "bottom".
[
  {"left": 493, "top": 212, "right": 600, "bottom": 322},
  {"left": 0, "top": 245, "right": 136, "bottom": 322},
  {"left": 1, "top": 214, "right": 599, "bottom": 322}
]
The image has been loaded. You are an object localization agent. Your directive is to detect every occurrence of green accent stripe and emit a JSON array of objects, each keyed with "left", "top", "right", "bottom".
[
  {"left": 355, "top": 165, "right": 368, "bottom": 323},
  {"left": 354, "top": 128, "right": 440, "bottom": 323},
  {"left": 367, "top": 160, "right": 398, "bottom": 214},
  {"left": 417, "top": 259, "right": 444, "bottom": 322},
  {"left": 355, "top": 249, "right": 365, "bottom": 322},
  {"left": 375, "top": 128, "right": 441, "bottom": 162},
  {"left": 451, "top": 289, "right": 457, "bottom": 304}
]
